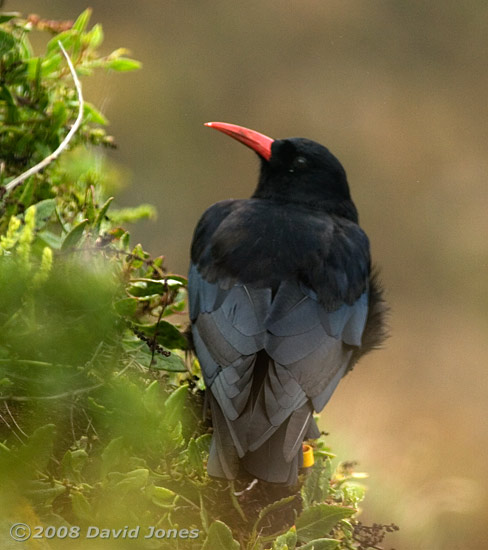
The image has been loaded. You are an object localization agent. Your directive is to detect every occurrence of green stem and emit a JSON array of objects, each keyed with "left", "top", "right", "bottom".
[{"left": 229, "top": 481, "right": 247, "bottom": 523}]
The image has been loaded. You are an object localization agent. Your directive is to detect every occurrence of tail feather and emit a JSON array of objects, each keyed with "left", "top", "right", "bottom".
[
  {"left": 241, "top": 420, "right": 301, "bottom": 485},
  {"left": 207, "top": 393, "right": 239, "bottom": 479},
  {"left": 283, "top": 404, "right": 313, "bottom": 463}
]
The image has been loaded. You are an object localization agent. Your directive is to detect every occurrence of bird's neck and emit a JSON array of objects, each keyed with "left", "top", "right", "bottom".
[{"left": 251, "top": 190, "right": 359, "bottom": 223}]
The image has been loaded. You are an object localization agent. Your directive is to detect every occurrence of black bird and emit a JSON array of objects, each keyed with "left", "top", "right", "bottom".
[{"left": 189, "top": 122, "right": 387, "bottom": 485}]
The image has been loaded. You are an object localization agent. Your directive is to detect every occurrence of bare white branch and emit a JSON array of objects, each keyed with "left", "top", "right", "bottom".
[{"left": 2, "top": 41, "right": 84, "bottom": 197}]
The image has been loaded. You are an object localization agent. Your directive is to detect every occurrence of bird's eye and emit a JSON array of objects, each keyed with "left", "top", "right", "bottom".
[{"left": 288, "top": 156, "right": 307, "bottom": 173}]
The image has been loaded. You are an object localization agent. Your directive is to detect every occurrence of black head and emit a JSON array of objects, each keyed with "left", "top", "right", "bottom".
[
  {"left": 254, "top": 137, "right": 355, "bottom": 213},
  {"left": 205, "top": 122, "right": 358, "bottom": 220}
]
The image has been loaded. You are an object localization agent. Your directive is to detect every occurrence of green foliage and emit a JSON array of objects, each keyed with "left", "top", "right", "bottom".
[
  {"left": 202, "top": 521, "right": 240, "bottom": 550},
  {"left": 0, "top": 10, "right": 397, "bottom": 550}
]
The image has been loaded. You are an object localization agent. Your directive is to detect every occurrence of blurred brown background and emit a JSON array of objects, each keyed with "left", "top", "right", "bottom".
[{"left": 12, "top": 1, "right": 488, "bottom": 548}]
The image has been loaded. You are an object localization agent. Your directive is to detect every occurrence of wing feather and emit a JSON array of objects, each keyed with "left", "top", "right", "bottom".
[{"left": 187, "top": 198, "right": 380, "bottom": 484}]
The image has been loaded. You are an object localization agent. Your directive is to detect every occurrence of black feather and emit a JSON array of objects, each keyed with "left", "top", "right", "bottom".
[
  {"left": 349, "top": 267, "right": 389, "bottom": 371},
  {"left": 188, "top": 131, "right": 388, "bottom": 485}
]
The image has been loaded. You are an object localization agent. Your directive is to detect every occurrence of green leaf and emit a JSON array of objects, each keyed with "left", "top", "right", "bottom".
[
  {"left": 52, "top": 100, "right": 68, "bottom": 131},
  {"left": 273, "top": 526, "right": 297, "bottom": 550},
  {"left": 72, "top": 8, "right": 92, "bottom": 32},
  {"left": 254, "top": 495, "right": 296, "bottom": 534},
  {"left": 143, "top": 380, "right": 161, "bottom": 414},
  {"left": 0, "top": 29, "right": 15, "bottom": 56},
  {"left": 17, "top": 424, "right": 56, "bottom": 472},
  {"left": 128, "top": 243, "right": 149, "bottom": 268},
  {"left": 109, "top": 204, "right": 157, "bottom": 224},
  {"left": 32, "top": 199, "right": 56, "bottom": 230},
  {"left": 147, "top": 349, "right": 187, "bottom": 372},
  {"left": 38, "top": 230, "right": 63, "bottom": 250},
  {"left": 71, "top": 491, "right": 93, "bottom": 522},
  {"left": 47, "top": 30, "right": 78, "bottom": 55},
  {"left": 152, "top": 321, "right": 188, "bottom": 351},
  {"left": 101, "top": 436, "right": 125, "bottom": 477},
  {"left": 114, "top": 297, "right": 138, "bottom": 317},
  {"left": 41, "top": 53, "right": 62, "bottom": 76},
  {"left": 185, "top": 434, "right": 211, "bottom": 477},
  {"left": 301, "top": 456, "right": 332, "bottom": 508},
  {"left": 0, "top": 13, "right": 20, "bottom": 24},
  {"left": 0, "top": 84, "right": 18, "bottom": 123},
  {"left": 84, "top": 101, "right": 108, "bottom": 125},
  {"left": 121, "top": 231, "right": 130, "bottom": 249},
  {"left": 94, "top": 196, "right": 114, "bottom": 233},
  {"left": 24, "top": 480, "right": 66, "bottom": 506},
  {"left": 85, "top": 23, "right": 104, "bottom": 49},
  {"left": 61, "top": 449, "right": 88, "bottom": 483},
  {"left": 299, "top": 539, "right": 341, "bottom": 550},
  {"left": 202, "top": 521, "right": 239, "bottom": 550},
  {"left": 166, "top": 420, "right": 184, "bottom": 450},
  {"left": 110, "top": 468, "right": 149, "bottom": 491},
  {"left": 146, "top": 485, "right": 177, "bottom": 508},
  {"left": 162, "top": 384, "right": 188, "bottom": 426},
  {"left": 296, "top": 504, "right": 355, "bottom": 543},
  {"left": 133, "top": 320, "right": 188, "bottom": 350},
  {"left": 128, "top": 277, "right": 185, "bottom": 297},
  {"left": 26, "top": 56, "right": 40, "bottom": 80},
  {"left": 341, "top": 481, "right": 367, "bottom": 507},
  {"left": 19, "top": 178, "right": 35, "bottom": 207},
  {"left": 106, "top": 58, "right": 142, "bottom": 72},
  {"left": 61, "top": 219, "right": 88, "bottom": 250}
]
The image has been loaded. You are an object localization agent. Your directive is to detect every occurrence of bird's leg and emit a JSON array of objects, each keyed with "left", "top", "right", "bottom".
[{"left": 232, "top": 477, "right": 258, "bottom": 496}]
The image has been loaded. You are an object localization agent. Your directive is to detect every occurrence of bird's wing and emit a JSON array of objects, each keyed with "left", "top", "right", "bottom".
[
  {"left": 188, "top": 200, "right": 371, "bottom": 482},
  {"left": 189, "top": 264, "right": 368, "bottom": 479}
]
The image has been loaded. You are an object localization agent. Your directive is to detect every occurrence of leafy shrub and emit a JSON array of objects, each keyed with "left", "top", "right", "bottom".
[{"left": 0, "top": 10, "right": 397, "bottom": 549}]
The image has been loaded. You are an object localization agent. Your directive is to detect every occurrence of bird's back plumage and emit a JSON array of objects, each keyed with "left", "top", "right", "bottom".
[{"left": 189, "top": 196, "right": 386, "bottom": 484}]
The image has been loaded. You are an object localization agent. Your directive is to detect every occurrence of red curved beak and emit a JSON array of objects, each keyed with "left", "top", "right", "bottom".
[{"left": 204, "top": 122, "right": 274, "bottom": 161}]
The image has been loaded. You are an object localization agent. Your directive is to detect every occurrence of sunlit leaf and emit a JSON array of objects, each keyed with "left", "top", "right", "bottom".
[
  {"left": 72, "top": 8, "right": 92, "bottom": 33},
  {"left": 85, "top": 23, "right": 104, "bottom": 49},
  {"left": 107, "top": 58, "right": 142, "bottom": 72},
  {"left": 47, "top": 30, "right": 77, "bottom": 55},
  {"left": 84, "top": 101, "right": 108, "bottom": 125},
  {"left": 146, "top": 485, "right": 177, "bottom": 508}
]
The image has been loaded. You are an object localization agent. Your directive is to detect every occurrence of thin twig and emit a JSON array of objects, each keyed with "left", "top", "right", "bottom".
[
  {"left": 0, "top": 360, "right": 136, "bottom": 403},
  {"left": 0, "top": 382, "right": 103, "bottom": 402},
  {"left": 0, "top": 410, "right": 25, "bottom": 445},
  {"left": 2, "top": 41, "right": 84, "bottom": 198},
  {"left": 70, "top": 404, "right": 76, "bottom": 445},
  {"left": 4, "top": 402, "right": 28, "bottom": 439}
]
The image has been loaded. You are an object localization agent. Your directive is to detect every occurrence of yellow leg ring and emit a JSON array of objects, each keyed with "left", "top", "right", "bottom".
[{"left": 302, "top": 444, "right": 314, "bottom": 468}]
